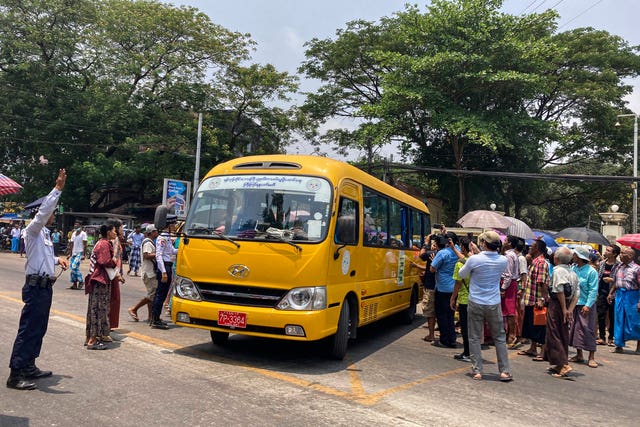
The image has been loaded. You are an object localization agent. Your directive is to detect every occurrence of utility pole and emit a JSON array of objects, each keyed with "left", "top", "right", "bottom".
[{"left": 193, "top": 112, "right": 202, "bottom": 196}]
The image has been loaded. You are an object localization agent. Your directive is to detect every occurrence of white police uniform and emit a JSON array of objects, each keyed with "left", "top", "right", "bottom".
[{"left": 8, "top": 186, "right": 61, "bottom": 384}]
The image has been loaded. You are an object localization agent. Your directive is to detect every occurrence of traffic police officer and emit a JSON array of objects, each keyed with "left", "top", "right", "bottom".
[
  {"left": 150, "top": 214, "right": 178, "bottom": 329},
  {"left": 7, "top": 169, "right": 69, "bottom": 390}
]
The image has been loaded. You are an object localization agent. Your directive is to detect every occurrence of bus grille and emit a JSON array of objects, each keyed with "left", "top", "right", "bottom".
[
  {"left": 363, "top": 302, "right": 378, "bottom": 323},
  {"left": 195, "top": 282, "right": 287, "bottom": 308}
]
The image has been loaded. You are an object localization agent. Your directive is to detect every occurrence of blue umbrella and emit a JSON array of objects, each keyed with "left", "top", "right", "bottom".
[{"left": 526, "top": 229, "right": 559, "bottom": 248}]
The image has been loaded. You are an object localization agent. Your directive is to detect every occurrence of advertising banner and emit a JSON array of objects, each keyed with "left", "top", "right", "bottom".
[{"left": 162, "top": 178, "right": 191, "bottom": 219}]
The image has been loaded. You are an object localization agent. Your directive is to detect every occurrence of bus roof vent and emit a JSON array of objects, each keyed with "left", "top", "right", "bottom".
[{"left": 233, "top": 161, "right": 301, "bottom": 170}]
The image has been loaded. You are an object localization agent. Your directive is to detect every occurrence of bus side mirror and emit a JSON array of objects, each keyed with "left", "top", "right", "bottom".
[
  {"left": 335, "top": 215, "right": 357, "bottom": 249},
  {"left": 154, "top": 205, "right": 168, "bottom": 230}
]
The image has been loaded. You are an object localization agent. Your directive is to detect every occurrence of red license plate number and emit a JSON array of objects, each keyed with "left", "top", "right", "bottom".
[{"left": 218, "top": 310, "right": 247, "bottom": 328}]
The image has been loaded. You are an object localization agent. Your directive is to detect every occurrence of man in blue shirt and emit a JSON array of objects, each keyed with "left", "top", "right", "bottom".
[
  {"left": 458, "top": 230, "right": 511, "bottom": 381},
  {"left": 430, "top": 232, "right": 459, "bottom": 348}
]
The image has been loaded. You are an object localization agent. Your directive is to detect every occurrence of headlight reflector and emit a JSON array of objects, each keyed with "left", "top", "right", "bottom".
[
  {"left": 276, "top": 286, "right": 326, "bottom": 311},
  {"left": 174, "top": 275, "right": 202, "bottom": 301}
]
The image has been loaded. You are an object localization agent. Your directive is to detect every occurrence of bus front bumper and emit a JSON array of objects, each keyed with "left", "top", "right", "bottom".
[{"left": 170, "top": 297, "right": 340, "bottom": 341}]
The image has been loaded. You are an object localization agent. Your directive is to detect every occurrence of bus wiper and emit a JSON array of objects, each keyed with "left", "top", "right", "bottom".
[
  {"left": 186, "top": 227, "right": 240, "bottom": 248},
  {"left": 213, "top": 231, "right": 241, "bottom": 248},
  {"left": 186, "top": 226, "right": 214, "bottom": 235},
  {"left": 264, "top": 227, "right": 303, "bottom": 253}
]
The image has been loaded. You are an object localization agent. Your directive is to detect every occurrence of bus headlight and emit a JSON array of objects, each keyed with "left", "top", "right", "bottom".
[
  {"left": 174, "top": 276, "right": 202, "bottom": 301},
  {"left": 276, "top": 286, "right": 326, "bottom": 311}
]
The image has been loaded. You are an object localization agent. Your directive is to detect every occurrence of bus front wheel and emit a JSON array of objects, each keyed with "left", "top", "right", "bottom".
[
  {"left": 210, "top": 331, "right": 229, "bottom": 345},
  {"left": 329, "top": 300, "right": 350, "bottom": 360},
  {"left": 400, "top": 287, "right": 418, "bottom": 324}
]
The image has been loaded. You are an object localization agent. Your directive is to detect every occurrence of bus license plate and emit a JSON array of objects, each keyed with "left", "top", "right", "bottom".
[{"left": 218, "top": 310, "right": 247, "bottom": 328}]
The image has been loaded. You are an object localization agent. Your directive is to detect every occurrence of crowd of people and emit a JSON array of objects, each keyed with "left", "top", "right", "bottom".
[
  {"left": 5, "top": 169, "right": 640, "bottom": 390},
  {"left": 6, "top": 170, "right": 179, "bottom": 390},
  {"left": 412, "top": 226, "right": 640, "bottom": 381}
]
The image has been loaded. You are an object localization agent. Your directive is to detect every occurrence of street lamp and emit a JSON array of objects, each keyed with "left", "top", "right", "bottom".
[
  {"left": 489, "top": 202, "right": 496, "bottom": 211},
  {"left": 615, "top": 113, "right": 638, "bottom": 233}
]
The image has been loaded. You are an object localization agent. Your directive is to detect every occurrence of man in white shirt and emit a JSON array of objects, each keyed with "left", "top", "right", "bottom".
[
  {"left": 67, "top": 221, "right": 87, "bottom": 290},
  {"left": 128, "top": 225, "right": 159, "bottom": 323},
  {"left": 7, "top": 169, "right": 68, "bottom": 390}
]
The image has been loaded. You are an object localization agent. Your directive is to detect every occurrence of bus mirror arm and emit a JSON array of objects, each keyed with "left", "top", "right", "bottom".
[{"left": 333, "top": 244, "right": 346, "bottom": 260}]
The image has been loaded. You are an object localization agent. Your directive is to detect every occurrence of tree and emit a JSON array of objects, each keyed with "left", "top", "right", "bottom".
[
  {"left": 0, "top": 0, "right": 300, "bottom": 216},
  {"left": 301, "top": 0, "right": 640, "bottom": 226}
]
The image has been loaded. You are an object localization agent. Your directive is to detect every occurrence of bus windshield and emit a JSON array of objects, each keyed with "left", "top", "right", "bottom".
[{"left": 186, "top": 174, "right": 333, "bottom": 243}]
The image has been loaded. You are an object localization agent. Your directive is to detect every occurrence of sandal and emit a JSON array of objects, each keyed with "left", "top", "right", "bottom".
[
  {"left": 595, "top": 339, "right": 606, "bottom": 345},
  {"left": 422, "top": 336, "right": 434, "bottom": 342},
  {"left": 517, "top": 350, "right": 537, "bottom": 357},
  {"left": 472, "top": 372, "right": 482, "bottom": 381},
  {"left": 569, "top": 356, "right": 585, "bottom": 363},
  {"left": 100, "top": 335, "right": 113, "bottom": 343},
  {"left": 128, "top": 308, "right": 139, "bottom": 322},
  {"left": 587, "top": 360, "right": 598, "bottom": 368},
  {"left": 532, "top": 356, "right": 546, "bottom": 362},
  {"left": 87, "top": 342, "right": 107, "bottom": 350},
  {"left": 499, "top": 373, "right": 513, "bottom": 382}
]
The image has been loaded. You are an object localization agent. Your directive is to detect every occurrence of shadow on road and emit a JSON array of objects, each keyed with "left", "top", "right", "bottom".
[{"left": 172, "top": 314, "right": 427, "bottom": 375}]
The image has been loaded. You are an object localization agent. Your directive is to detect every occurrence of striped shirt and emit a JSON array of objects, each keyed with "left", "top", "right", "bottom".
[{"left": 524, "top": 255, "right": 550, "bottom": 306}]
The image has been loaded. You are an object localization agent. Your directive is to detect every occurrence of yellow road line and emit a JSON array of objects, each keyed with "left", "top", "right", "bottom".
[{"left": 0, "top": 291, "right": 473, "bottom": 406}]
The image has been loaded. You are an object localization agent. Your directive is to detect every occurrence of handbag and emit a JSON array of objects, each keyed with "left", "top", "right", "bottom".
[
  {"left": 533, "top": 306, "right": 547, "bottom": 326},
  {"left": 105, "top": 267, "right": 117, "bottom": 280}
]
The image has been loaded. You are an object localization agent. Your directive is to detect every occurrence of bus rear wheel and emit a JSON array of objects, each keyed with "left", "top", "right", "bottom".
[
  {"left": 329, "top": 300, "right": 351, "bottom": 360},
  {"left": 210, "top": 331, "right": 229, "bottom": 345}
]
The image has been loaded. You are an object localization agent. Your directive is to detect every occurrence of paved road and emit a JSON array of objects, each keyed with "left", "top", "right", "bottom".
[{"left": 0, "top": 252, "right": 637, "bottom": 426}]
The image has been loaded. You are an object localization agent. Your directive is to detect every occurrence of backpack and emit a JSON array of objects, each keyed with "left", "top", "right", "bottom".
[{"left": 141, "top": 238, "right": 159, "bottom": 275}]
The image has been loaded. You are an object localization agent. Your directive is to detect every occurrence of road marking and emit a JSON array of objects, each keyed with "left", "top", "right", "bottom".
[{"left": 0, "top": 292, "right": 486, "bottom": 406}]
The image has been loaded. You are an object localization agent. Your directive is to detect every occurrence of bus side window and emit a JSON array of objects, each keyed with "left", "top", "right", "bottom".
[{"left": 335, "top": 197, "right": 358, "bottom": 245}]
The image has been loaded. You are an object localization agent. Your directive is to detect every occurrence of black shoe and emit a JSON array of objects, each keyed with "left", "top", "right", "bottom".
[
  {"left": 432, "top": 341, "right": 456, "bottom": 349},
  {"left": 22, "top": 367, "right": 52, "bottom": 379},
  {"left": 150, "top": 321, "right": 169, "bottom": 330},
  {"left": 7, "top": 374, "right": 37, "bottom": 390}
]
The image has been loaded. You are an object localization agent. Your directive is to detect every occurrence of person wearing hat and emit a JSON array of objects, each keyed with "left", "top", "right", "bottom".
[
  {"left": 569, "top": 246, "right": 600, "bottom": 368},
  {"left": 7, "top": 169, "right": 69, "bottom": 390},
  {"left": 128, "top": 224, "right": 159, "bottom": 323},
  {"left": 458, "top": 231, "right": 512, "bottom": 381},
  {"left": 151, "top": 215, "right": 178, "bottom": 329}
]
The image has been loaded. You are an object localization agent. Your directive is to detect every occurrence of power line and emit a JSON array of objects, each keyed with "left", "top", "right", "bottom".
[
  {"left": 371, "top": 162, "right": 640, "bottom": 183},
  {"left": 558, "top": 0, "right": 604, "bottom": 30}
]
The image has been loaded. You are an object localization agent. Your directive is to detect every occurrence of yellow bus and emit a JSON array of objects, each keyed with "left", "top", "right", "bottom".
[{"left": 169, "top": 155, "right": 430, "bottom": 359}]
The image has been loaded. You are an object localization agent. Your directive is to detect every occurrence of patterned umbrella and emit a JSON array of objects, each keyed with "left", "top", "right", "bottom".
[
  {"left": 504, "top": 216, "right": 534, "bottom": 239},
  {"left": 0, "top": 174, "right": 23, "bottom": 196},
  {"left": 555, "top": 227, "right": 611, "bottom": 246},
  {"left": 456, "top": 210, "right": 512, "bottom": 229},
  {"left": 616, "top": 234, "right": 640, "bottom": 250}
]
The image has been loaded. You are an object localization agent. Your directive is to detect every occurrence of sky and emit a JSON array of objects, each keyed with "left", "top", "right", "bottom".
[{"left": 171, "top": 0, "right": 640, "bottom": 156}]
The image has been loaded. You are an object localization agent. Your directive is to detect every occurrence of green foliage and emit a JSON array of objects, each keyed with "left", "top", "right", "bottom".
[
  {"left": 300, "top": 0, "right": 640, "bottom": 228},
  {"left": 0, "top": 0, "right": 299, "bottom": 217}
]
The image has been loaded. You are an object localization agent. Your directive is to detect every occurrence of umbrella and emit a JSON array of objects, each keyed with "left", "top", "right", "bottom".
[
  {"left": 504, "top": 216, "right": 534, "bottom": 239},
  {"left": 555, "top": 227, "right": 611, "bottom": 246},
  {"left": 527, "top": 229, "right": 559, "bottom": 248},
  {"left": 457, "top": 210, "right": 512, "bottom": 229},
  {"left": 616, "top": 234, "right": 640, "bottom": 250},
  {"left": 0, "top": 174, "right": 22, "bottom": 196}
]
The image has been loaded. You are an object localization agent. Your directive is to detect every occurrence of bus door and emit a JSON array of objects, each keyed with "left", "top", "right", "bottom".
[{"left": 326, "top": 180, "right": 361, "bottom": 304}]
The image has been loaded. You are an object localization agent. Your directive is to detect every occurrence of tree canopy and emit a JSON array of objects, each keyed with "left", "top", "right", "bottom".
[
  {"left": 301, "top": 0, "right": 640, "bottom": 228},
  {"left": 0, "top": 0, "right": 300, "bottom": 216}
]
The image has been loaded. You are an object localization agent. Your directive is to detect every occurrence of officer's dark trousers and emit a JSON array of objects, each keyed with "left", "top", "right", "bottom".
[
  {"left": 9, "top": 279, "right": 53, "bottom": 370},
  {"left": 151, "top": 262, "right": 173, "bottom": 320}
]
